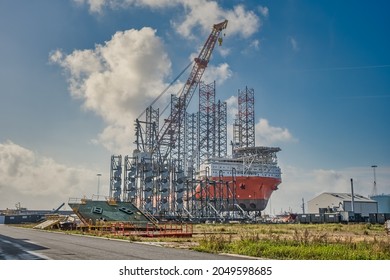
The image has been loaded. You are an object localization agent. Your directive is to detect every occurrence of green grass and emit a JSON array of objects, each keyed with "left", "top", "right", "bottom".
[{"left": 194, "top": 226, "right": 390, "bottom": 260}]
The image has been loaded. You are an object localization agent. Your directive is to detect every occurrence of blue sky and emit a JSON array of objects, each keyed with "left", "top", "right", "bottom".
[{"left": 0, "top": 0, "right": 389, "bottom": 213}]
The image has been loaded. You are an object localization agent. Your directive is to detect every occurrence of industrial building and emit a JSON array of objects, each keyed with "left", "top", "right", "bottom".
[
  {"left": 370, "top": 194, "right": 390, "bottom": 213},
  {"left": 307, "top": 192, "right": 378, "bottom": 218}
]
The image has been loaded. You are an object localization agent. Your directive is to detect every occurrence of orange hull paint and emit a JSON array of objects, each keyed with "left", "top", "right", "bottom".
[{"left": 195, "top": 176, "right": 281, "bottom": 211}]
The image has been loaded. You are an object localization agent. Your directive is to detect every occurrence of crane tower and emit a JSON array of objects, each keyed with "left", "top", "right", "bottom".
[{"left": 155, "top": 20, "right": 228, "bottom": 165}]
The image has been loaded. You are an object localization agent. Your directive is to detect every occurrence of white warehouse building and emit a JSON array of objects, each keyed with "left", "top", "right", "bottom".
[{"left": 308, "top": 192, "right": 378, "bottom": 217}]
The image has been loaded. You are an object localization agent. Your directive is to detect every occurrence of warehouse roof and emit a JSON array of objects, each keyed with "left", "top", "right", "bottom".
[{"left": 309, "top": 192, "right": 376, "bottom": 203}]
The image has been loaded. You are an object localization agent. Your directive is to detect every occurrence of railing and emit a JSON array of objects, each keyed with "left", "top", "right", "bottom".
[
  {"left": 140, "top": 209, "right": 159, "bottom": 225},
  {"left": 78, "top": 221, "right": 193, "bottom": 238}
]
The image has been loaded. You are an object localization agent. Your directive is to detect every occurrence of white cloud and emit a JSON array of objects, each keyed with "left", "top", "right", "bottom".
[
  {"left": 73, "top": 0, "right": 107, "bottom": 13},
  {"left": 173, "top": 2, "right": 261, "bottom": 39},
  {"left": 309, "top": 169, "right": 351, "bottom": 198},
  {"left": 222, "top": 5, "right": 260, "bottom": 38},
  {"left": 249, "top": 39, "right": 260, "bottom": 50},
  {"left": 255, "top": 118, "right": 296, "bottom": 146},
  {"left": 0, "top": 141, "right": 98, "bottom": 209},
  {"left": 289, "top": 36, "right": 299, "bottom": 52},
  {"left": 258, "top": 6, "right": 269, "bottom": 18},
  {"left": 50, "top": 27, "right": 172, "bottom": 154},
  {"left": 73, "top": 0, "right": 261, "bottom": 39},
  {"left": 225, "top": 95, "right": 238, "bottom": 119},
  {"left": 202, "top": 63, "right": 232, "bottom": 86},
  {"left": 224, "top": 95, "right": 238, "bottom": 147},
  {"left": 218, "top": 47, "right": 231, "bottom": 57},
  {"left": 224, "top": 98, "right": 294, "bottom": 147}
]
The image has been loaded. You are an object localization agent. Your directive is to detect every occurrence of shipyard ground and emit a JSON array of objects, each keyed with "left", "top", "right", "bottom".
[
  {"left": 2, "top": 222, "right": 390, "bottom": 260},
  {"left": 0, "top": 224, "right": 249, "bottom": 260}
]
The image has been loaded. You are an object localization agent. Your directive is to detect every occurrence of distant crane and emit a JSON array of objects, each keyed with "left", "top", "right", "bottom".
[{"left": 371, "top": 165, "right": 378, "bottom": 196}]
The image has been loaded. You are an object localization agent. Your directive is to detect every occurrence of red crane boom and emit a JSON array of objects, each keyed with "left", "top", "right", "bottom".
[{"left": 156, "top": 20, "right": 228, "bottom": 162}]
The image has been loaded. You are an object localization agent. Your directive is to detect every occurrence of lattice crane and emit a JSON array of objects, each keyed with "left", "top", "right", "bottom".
[{"left": 155, "top": 20, "right": 228, "bottom": 163}]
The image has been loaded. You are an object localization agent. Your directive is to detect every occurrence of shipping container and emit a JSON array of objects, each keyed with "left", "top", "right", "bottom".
[
  {"left": 324, "top": 213, "right": 340, "bottom": 223},
  {"left": 310, "top": 213, "right": 324, "bottom": 223},
  {"left": 298, "top": 214, "right": 311, "bottom": 224},
  {"left": 353, "top": 213, "right": 364, "bottom": 223},
  {"left": 377, "top": 213, "right": 386, "bottom": 224},
  {"left": 369, "top": 213, "right": 377, "bottom": 224}
]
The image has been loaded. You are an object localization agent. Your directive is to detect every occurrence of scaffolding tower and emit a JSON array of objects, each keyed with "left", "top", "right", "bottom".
[
  {"left": 185, "top": 112, "right": 198, "bottom": 174},
  {"left": 109, "top": 155, "right": 122, "bottom": 201},
  {"left": 237, "top": 86, "right": 255, "bottom": 148},
  {"left": 215, "top": 100, "right": 227, "bottom": 158},
  {"left": 124, "top": 155, "right": 137, "bottom": 203},
  {"left": 145, "top": 106, "right": 159, "bottom": 152},
  {"left": 198, "top": 81, "right": 216, "bottom": 167},
  {"left": 170, "top": 95, "right": 185, "bottom": 170}
]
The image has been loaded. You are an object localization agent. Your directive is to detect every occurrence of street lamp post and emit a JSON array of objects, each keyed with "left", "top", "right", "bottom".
[{"left": 97, "top": 173, "right": 102, "bottom": 198}]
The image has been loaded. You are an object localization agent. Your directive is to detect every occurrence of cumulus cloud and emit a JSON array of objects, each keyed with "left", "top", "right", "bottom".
[
  {"left": 73, "top": 0, "right": 261, "bottom": 39},
  {"left": 202, "top": 63, "right": 232, "bottom": 86},
  {"left": 225, "top": 95, "right": 238, "bottom": 119},
  {"left": 173, "top": 3, "right": 260, "bottom": 39},
  {"left": 224, "top": 96, "right": 294, "bottom": 148},
  {"left": 50, "top": 28, "right": 172, "bottom": 154},
  {"left": 0, "top": 141, "right": 98, "bottom": 209},
  {"left": 255, "top": 118, "right": 295, "bottom": 146},
  {"left": 224, "top": 94, "right": 295, "bottom": 146}
]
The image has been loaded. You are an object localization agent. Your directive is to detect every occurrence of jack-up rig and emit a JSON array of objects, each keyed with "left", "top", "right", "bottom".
[{"left": 70, "top": 20, "right": 282, "bottom": 224}]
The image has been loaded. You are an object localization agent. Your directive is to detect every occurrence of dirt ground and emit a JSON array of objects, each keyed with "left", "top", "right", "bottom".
[{"left": 140, "top": 222, "right": 390, "bottom": 249}]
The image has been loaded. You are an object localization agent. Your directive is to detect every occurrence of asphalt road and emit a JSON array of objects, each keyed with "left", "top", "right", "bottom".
[{"left": 0, "top": 225, "right": 248, "bottom": 260}]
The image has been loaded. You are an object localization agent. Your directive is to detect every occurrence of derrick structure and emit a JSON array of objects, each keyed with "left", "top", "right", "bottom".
[
  {"left": 169, "top": 94, "right": 185, "bottom": 169},
  {"left": 185, "top": 112, "right": 198, "bottom": 174},
  {"left": 215, "top": 100, "right": 227, "bottom": 158},
  {"left": 197, "top": 81, "right": 227, "bottom": 168},
  {"left": 234, "top": 87, "right": 255, "bottom": 149},
  {"left": 198, "top": 81, "right": 216, "bottom": 168},
  {"left": 232, "top": 118, "right": 242, "bottom": 150}
]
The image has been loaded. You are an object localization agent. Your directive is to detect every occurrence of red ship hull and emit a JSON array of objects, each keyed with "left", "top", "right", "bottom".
[{"left": 195, "top": 176, "right": 281, "bottom": 211}]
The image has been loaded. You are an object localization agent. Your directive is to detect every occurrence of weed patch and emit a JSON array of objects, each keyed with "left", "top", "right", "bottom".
[{"left": 194, "top": 224, "right": 390, "bottom": 260}]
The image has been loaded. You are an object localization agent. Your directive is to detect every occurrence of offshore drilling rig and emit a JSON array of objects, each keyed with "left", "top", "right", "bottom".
[{"left": 108, "top": 20, "right": 282, "bottom": 222}]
